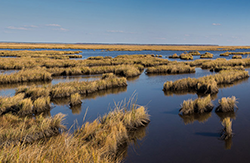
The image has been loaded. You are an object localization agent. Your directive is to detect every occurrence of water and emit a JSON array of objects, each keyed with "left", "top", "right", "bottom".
[
  {"left": 1, "top": 48, "right": 250, "bottom": 60},
  {"left": 1, "top": 49, "right": 250, "bottom": 162}
]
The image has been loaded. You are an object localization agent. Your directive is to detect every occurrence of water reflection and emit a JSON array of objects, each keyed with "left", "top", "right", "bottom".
[
  {"left": 179, "top": 112, "right": 212, "bottom": 125},
  {"left": 51, "top": 87, "right": 127, "bottom": 108},
  {"left": 70, "top": 105, "right": 82, "bottom": 115},
  {"left": 216, "top": 112, "right": 235, "bottom": 150},
  {"left": 116, "top": 125, "right": 148, "bottom": 161}
]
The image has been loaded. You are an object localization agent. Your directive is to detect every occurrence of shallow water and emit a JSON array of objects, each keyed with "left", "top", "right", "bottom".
[
  {"left": 1, "top": 49, "right": 250, "bottom": 162},
  {"left": 2, "top": 48, "right": 250, "bottom": 60}
]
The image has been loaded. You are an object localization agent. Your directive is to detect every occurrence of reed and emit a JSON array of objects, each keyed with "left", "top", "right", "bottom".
[
  {"left": 200, "top": 52, "right": 213, "bottom": 58},
  {"left": 180, "top": 53, "right": 193, "bottom": 60},
  {"left": 163, "top": 70, "right": 249, "bottom": 94},
  {"left": 220, "top": 51, "right": 250, "bottom": 55},
  {"left": 215, "top": 96, "right": 238, "bottom": 112},
  {"left": 0, "top": 67, "right": 52, "bottom": 84},
  {"left": 146, "top": 64, "right": 195, "bottom": 74},
  {"left": 2, "top": 43, "right": 250, "bottom": 51},
  {"left": 168, "top": 53, "right": 179, "bottom": 58},
  {"left": 188, "top": 51, "right": 201, "bottom": 56},
  {"left": 201, "top": 58, "right": 250, "bottom": 69},
  {"left": 70, "top": 93, "right": 82, "bottom": 106},
  {"left": 179, "top": 95, "right": 213, "bottom": 115},
  {"left": 232, "top": 55, "right": 242, "bottom": 59},
  {"left": 0, "top": 113, "right": 65, "bottom": 148},
  {"left": 0, "top": 98, "right": 150, "bottom": 163},
  {"left": 209, "top": 66, "right": 244, "bottom": 72}
]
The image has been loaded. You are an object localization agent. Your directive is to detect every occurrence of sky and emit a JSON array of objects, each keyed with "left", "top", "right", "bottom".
[{"left": 0, "top": 0, "right": 250, "bottom": 45}]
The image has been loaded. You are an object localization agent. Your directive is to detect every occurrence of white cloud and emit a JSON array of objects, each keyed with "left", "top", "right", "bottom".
[
  {"left": 46, "top": 24, "right": 61, "bottom": 27},
  {"left": 212, "top": 23, "right": 221, "bottom": 26},
  {"left": 7, "top": 26, "right": 29, "bottom": 30},
  {"left": 185, "top": 34, "right": 190, "bottom": 37}
]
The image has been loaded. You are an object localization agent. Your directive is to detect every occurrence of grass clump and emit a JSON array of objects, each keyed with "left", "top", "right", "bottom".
[
  {"left": 33, "top": 96, "right": 51, "bottom": 113},
  {"left": 232, "top": 55, "right": 242, "bottom": 59},
  {"left": 0, "top": 67, "right": 52, "bottom": 84},
  {"left": 0, "top": 93, "right": 25, "bottom": 115},
  {"left": 215, "top": 96, "right": 238, "bottom": 112},
  {"left": 0, "top": 113, "right": 65, "bottom": 148},
  {"left": 188, "top": 51, "right": 201, "bottom": 56},
  {"left": 179, "top": 95, "right": 213, "bottom": 115},
  {"left": 0, "top": 98, "right": 149, "bottom": 162},
  {"left": 200, "top": 52, "right": 213, "bottom": 58},
  {"left": 209, "top": 66, "right": 244, "bottom": 72},
  {"left": 70, "top": 93, "right": 82, "bottom": 106},
  {"left": 146, "top": 64, "right": 195, "bottom": 74},
  {"left": 163, "top": 70, "right": 249, "bottom": 94},
  {"left": 180, "top": 53, "right": 193, "bottom": 60},
  {"left": 168, "top": 53, "right": 179, "bottom": 58}
]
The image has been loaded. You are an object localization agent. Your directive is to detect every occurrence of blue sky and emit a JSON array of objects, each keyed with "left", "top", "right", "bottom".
[{"left": 0, "top": 0, "right": 250, "bottom": 45}]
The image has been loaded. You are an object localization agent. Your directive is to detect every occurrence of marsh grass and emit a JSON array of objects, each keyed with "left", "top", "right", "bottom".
[
  {"left": 0, "top": 113, "right": 65, "bottom": 148},
  {"left": 180, "top": 53, "right": 193, "bottom": 60},
  {"left": 179, "top": 95, "right": 213, "bottom": 115},
  {"left": 200, "top": 52, "right": 213, "bottom": 58},
  {"left": 0, "top": 97, "right": 150, "bottom": 163},
  {"left": 0, "top": 50, "right": 81, "bottom": 59},
  {"left": 0, "top": 67, "right": 52, "bottom": 84},
  {"left": 209, "top": 66, "right": 244, "bottom": 72},
  {"left": 70, "top": 93, "right": 82, "bottom": 106},
  {"left": 168, "top": 53, "right": 179, "bottom": 58},
  {"left": 146, "top": 64, "right": 195, "bottom": 74},
  {"left": 201, "top": 58, "right": 250, "bottom": 69},
  {"left": 163, "top": 70, "right": 249, "bottom": 94},
  {"left": 215, "top": 96, "right": 238, "bottom": 112},
  {"left": 232, "top": 55, "right": 242, "bottom": 59},
  {"left": 188, "top": 51, "right": 201, "bottom": 56},
  {"left": 17, "top": 73, "right": 127, "bottom": 99}
]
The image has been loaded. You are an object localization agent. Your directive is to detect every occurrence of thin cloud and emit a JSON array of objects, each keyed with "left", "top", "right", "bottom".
[
  {"left": 7, "top": 26, "right": 29, "bottom": 30},
  {"left": 46, "top": 24, "right": 61, "bottom": 27},
  {"left": 212, "top": 23, "right": 221, "bottom": 26},
  {"left": 24, "top": 25, "right": 38, "bottom": 28},
  {"left": 107, "top": 30, "right": 124, "bottom": 33}
]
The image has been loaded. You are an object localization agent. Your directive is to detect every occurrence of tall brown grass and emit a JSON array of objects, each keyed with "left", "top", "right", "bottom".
[
  {"left": 1, "top": 43, "right": 250, "bottom": 51},
  {"left": 163, "top": 70, "right": 249, "bottom": 94},
  {"left": 0, "top": 97, "right": 150, "bottom": 163},
  {"left": 215, "top": 96, "right": 238, "bottom": 112},
  {"left": 179, "top": 95, "right": 213, "bottom": 115},
  {"left": 0, "top": 67, "right": 52, "bottom": 84},
  {"left": 146, "top": 64, "right": 195, "bottom": 74}
]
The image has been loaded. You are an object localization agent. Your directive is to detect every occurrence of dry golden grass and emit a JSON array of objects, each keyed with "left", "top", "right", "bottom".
[
  {"left": 0, "top": 50, "right": 82, "bottom": 59},
  {"left": 70, "top": 93, "right": 82, "bottom": 106},
  {"left": 232, "top": 55, "right": 242, "bottom": 59},
  {"left": 0, "top": 98, "right": 150, "bottom": 163},
  {"left": 201, "top": 58, "right": 250, "bottom": 69},
  {"left": 188, "top": 51, "right": 201, "bottom": 56},
  {"left": 180, "top": 53, "right": 193, "bottom": 60},
  {"left": 163, "top": 70, "right": 249, "bottom": 94},
  {"left": 179, "top": 95, "right": 213, "bottom": 115},
  {"left": 168, "top": 53, "right": 179, "bottom": 58},
  {"left": 17, "top": 73, "right": 127, "bottom": 99},
  {"left": 1, "top": 43, "right": 250, "bottom": 51},
  {"left": 216, "top": 96, "right": 238, "bottom": 112},
  {"left": 0, "top": 113, "right": 65, "bottom": 148},
  {"left": 0, "top": 67, "right": 52, "bottom": 84},
  {"left": 200, "top": 52, "right": 213, "bottom": 58},
  {"left": 220, "top": 51, "right": 250, "bottom": 56},
  {"left": 146, "top": 64, "right": 195, "bottom": 74},
  {"left": 209, "top": 66, "right": 244, "bottom": 72}
]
